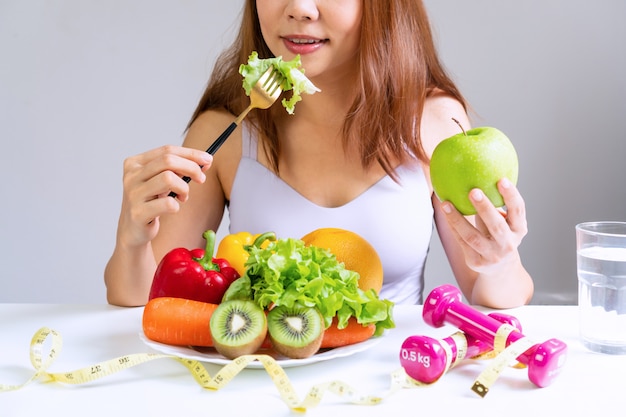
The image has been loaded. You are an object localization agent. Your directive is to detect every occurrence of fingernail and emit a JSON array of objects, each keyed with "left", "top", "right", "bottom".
[
  {"left": 471, "top": 189, "right": 484, "bottom": 202},
  {"left": 501, "top": 178, "right": 511, "bottom": 188},
  {"left": 442, "top": 202, "right": 452, "bottom": 214},
  {"left": 201, "top": 154, "right": 212, "bottom": 163}
]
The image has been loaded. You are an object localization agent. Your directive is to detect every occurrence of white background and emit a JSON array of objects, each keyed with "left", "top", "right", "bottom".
[{"left": 1, "top": 0, "right": 624, "bottom": 304}]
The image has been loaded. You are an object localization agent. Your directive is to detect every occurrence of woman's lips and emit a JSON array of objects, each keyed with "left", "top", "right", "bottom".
[{"left": 282, "top": 36, "right": 326, "bottom": 55}]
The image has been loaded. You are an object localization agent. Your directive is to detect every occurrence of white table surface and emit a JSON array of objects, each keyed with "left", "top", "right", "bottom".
[{"left": 1, "top": 303, "right": 623, "bottom": 417}]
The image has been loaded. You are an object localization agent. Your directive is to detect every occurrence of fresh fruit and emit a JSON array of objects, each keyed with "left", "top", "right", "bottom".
[
  {"left": 300, "top": 228, "right": 383, "bottom": 293},
  {"left": 209, "top": 299, "right": 267, "bottom": 359},
  {"left": 430, "top": 119, "right": 518, "bottom": 216},
  {"left": 267, "top": 305, "right": 324, "bottom": 359},
  {"left": 227, "top": 234, "right": 395, "bottom": 340}
]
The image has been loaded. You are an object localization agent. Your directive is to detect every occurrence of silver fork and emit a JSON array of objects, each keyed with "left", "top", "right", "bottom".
[{"left": 169, "top": 66, "right": 284, "bottom": 197}]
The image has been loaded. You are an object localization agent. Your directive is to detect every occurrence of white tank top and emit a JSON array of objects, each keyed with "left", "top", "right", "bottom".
[{"left": 227, "top": 124, "right": 434, "bottom": 304}]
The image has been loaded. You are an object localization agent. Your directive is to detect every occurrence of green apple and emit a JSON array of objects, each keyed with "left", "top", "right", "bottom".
[{"left": 430, "top": 123, "right": 518, "bottom": 216}]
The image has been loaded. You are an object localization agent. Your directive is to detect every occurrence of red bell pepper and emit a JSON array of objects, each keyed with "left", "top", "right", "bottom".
[{"left": 148, "top": 230, "right": 240, "bottom": 304}]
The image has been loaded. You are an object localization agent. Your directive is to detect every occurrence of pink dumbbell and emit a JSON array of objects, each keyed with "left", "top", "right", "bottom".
[
  {"left": 400, "top": 313, "right": 522, "bottom": 384},
  {"left": 422, "top": 284, "right": 567, "bottom": 388}
]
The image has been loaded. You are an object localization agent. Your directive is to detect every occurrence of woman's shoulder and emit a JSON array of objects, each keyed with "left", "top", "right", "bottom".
[
  {"left": 183, "top": 108, "right": 243, "bottom": 192},
  {"left": 183, "top": 108, "right": 243, "bottom": 155},
  {"left": 420, "top": 91, "right": 470, "bottom": 158},
  {"left": 185, "top": 108, "right": 238, "bottom": 146}
]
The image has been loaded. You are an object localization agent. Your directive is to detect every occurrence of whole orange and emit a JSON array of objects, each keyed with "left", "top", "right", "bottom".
[{"left": 300, "top": 228, "right": 383, "bottom": 293}]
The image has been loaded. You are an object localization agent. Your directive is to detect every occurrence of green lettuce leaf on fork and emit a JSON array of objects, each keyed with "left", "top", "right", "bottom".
[
  {"left": 239, "top": 51, "right": 321, "bottom": 115},
  {"left": 223, "top": 236, "right": 395, "bottom": 337}
]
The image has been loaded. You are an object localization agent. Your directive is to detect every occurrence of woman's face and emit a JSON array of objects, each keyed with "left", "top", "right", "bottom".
[{"left": 256, "top": 0, "right": 362, "bottom": 79}]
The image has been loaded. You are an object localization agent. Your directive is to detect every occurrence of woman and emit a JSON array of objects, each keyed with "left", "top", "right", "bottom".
[{"left": 105, "top": 0, "right": 533, "bottom": 308}]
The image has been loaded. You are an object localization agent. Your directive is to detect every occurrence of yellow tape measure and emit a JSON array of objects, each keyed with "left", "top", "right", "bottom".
[
  {"left": 470, "top": 324, "right": 534, "bottom": 398},
  {"left": 450, "top": 331, "right": 469, "bottom": 368},
  {"left": 0, "top": 327, "right": 420, "bottom": 412},
  {"left": 427, "top": 331, "right": 469, "bottom": 383},
  {"left": 1, "top": 326, "right": 533, "bottom": 409}
]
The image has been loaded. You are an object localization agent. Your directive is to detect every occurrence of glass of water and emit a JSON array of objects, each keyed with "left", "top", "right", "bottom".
[{"left": 576, "top": 221, "right": 626, "bottom": 354}]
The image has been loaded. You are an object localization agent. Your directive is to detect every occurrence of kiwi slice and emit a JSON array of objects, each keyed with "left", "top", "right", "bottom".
[
  {"left": 267, "top": 304, "right": 324, "bottom": 359},
  {"left": 209, "top": 299, "right": 267, "bottom": 359}
]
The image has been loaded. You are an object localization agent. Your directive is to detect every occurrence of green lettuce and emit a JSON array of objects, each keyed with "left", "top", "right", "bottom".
[
  {"left": 223, "top": 236, "right": 395, "bottom": 337},
  {"left": 239, "top": 51, "right": 320, "bottom": 115}
]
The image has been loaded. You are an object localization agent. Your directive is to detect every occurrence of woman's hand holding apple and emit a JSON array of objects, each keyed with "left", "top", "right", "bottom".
[
  {"left": 441, "top": 176, "right": 528, "bottom": 275},
  {"left": 430, "top": 122, "right": 533, "bottom": 307}
]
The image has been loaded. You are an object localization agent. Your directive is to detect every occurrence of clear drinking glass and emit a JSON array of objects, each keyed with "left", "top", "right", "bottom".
[{"left": 576, "top": 221, "right": 626, "bottom": 354}]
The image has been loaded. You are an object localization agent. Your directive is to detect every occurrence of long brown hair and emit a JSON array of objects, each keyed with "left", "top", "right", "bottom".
[{"left": 187, "top": 0, "right": 466, "bottom": 179}]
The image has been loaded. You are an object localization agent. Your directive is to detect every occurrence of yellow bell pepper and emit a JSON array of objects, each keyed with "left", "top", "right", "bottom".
[{"left": 215, "top": 232, "right": 274, "bottom": 276}]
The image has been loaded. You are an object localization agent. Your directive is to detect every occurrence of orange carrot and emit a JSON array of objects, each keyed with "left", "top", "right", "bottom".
[
  {"left": 142, "top": 297, "right": 218, "bottom": 347},
  {"left": 320, "top": 316, "right": 376, "bottom": 348}
]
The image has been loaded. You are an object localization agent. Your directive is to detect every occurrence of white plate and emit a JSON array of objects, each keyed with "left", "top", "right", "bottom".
[{"left": 139, "top": 332, "right": 381, "bottom": 369}]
